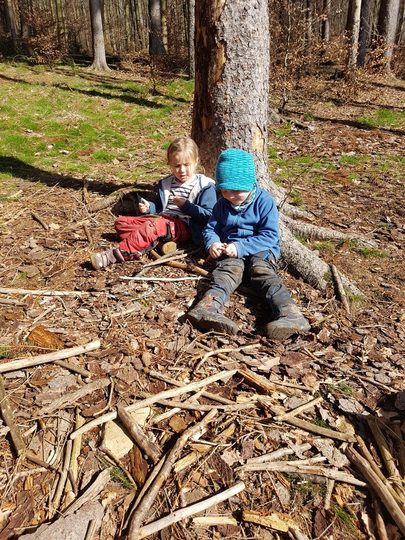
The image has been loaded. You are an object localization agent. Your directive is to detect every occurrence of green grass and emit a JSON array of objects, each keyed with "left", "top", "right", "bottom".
[
  {"left": 328, "top": 382, "right": 355, "bottom": 396},
  {"left": 313, "top": 240, "right": 337, "bottom": 255},
  {"left": 290, "top": 189, "right": 303, "bottom": 206},
  {"left": 0, "top": 61, "right": 193, "bottom": 185},
  {"left": 355, "top": 247, "right": 389, "bottom": 258},
  {"left": 356, "top": 108, "right": 405, "bottom": 129}
]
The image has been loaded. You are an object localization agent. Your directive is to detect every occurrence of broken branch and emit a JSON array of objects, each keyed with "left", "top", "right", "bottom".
[
  {"left": 128, "top": 409, "right": 218, "bottom": 538},
  {"left": 0, "top": 339, "right": 101, "bottom": 374},
  {"left": 137, "top": 482, "right": 245, "bottom": 539},
  {"left": 346, "top": 446, "right": 405, "bottom": 536}
]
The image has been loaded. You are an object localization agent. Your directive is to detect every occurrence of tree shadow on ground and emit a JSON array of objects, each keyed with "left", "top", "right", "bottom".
[
  {"left": 0, "top": 156, "right": 135, "bottom": 195},
  {"left": 0, "top": 73, "right": 166, "bottom": 109}
]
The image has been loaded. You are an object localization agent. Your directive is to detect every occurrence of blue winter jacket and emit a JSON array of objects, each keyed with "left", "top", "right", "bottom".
[
  {"left": 147, "top": 174, "right": 217, "bottom": 245},
  {"left": 203, "top": 184, "right": 281, "bottom": 259}
]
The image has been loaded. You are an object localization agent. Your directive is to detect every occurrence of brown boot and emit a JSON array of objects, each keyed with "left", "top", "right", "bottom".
[
  {"left": 265, "top": 304, "right": 310, "bottom": 341},
  {"left": 187, "top": 293, "right": 239, "bottom": 335},
  {"left": 91, "top": 248, "right": 125, "bottom": 270}
]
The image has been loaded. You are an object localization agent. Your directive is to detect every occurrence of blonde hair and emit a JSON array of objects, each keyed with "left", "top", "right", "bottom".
[{"left": 167, "top": 137, "right": 199, "bottom": 168}]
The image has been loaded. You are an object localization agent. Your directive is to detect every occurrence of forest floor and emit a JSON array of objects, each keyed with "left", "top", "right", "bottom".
[{"left": 0, "top": 63, "right": 404, "bottom": 540}]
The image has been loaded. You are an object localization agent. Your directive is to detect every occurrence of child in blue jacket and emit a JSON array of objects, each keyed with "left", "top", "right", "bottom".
[{"left": 187, "top": 148, "right": 310, "bottom": 341}]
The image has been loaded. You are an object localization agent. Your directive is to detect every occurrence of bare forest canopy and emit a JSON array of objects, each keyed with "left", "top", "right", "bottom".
[{"left": 0, "top": 0, "right": 404, "bottom": 77}]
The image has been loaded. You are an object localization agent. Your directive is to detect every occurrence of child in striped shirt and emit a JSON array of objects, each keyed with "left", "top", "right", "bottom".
[{"left": 91, "top": 137, "right": 216, "bottom": 269}]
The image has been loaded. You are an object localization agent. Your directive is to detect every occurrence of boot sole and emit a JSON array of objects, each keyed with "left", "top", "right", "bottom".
[
  {"left": 90, "top": 254, "right": 103, "bottom": 270},
  {"left": 187, "top": 313, "right": 239, "bottom": 335},
  {"left": 265, "top": 321, "right": 310, "bottom": 341}
]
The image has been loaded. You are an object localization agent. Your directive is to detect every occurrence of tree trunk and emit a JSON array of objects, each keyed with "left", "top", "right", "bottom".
[
  {"left": 148, "top": 0, "right": 166, "bottom": 56},
  {"left": 192, "top": 0, "right": 269, "bottom": 182},
  {"left": 4, "top": 0, "right": 19, "bottom": 53},
  {"left": 321, "top": 0, "right": 331, "bottom": 43},
  {"left": 89, "top": 0, "right": 109, "bottom": 70},
  {"left": 347, "top": 0, "right": 362, "bottom": 69},
  {"left": 188, "top": 0, "right": 195, "bottom": 79},
  {"left": 357, "top": 0, "right": 370, "bottom": 66},
  {"left": 378, "top": 0, "right": 401, "bottom": 73},
  {"left": 192, "top": 0, "right": 365, "bottom": 295}
]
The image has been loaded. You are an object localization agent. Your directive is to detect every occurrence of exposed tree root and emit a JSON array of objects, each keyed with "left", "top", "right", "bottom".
[
  {"left": 281, "top": 214, "right": 378, "bottom": 248},
  {"left": 266, "top": 180, "right": 368, "bottom": 296},
  {"left": 279, "top": 224, "right": 362, "bottom": 296}
]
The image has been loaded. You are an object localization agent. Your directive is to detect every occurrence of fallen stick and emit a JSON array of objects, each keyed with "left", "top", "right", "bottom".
[
  {"left": 281, "top": 417, "right": 356, "bottom": 442},
  {"left": 149, "top": 249, "right": 210, "bottom": 277},
  {"left": 193, "top": 515, "right": 239, "bottom": 527},
  {"left": 31, "top": 211, "right": 49, "bottom": 230},
  {"left": 374, "top": 498, "right": 389, "bottom": 540},
  {"left": 117, "top": 406, "right": 162, "bottom": 463},
  {"left": 324, "top": 479, "right": 335, "bottom": 510},
  {"left": 274, "top": 396, "right": 323, "bottom": 421},
  {"left": 0, "top": 375, "right": 26, "bottom": 456},
  {"left": 246, "top": 443, "right": 312, "bottom": 465},
  {"left": 367, "top": 417, "right": 404, "bottom": 496},
  {"left": 0, "top": 340, "right": 101, "bottom": 374},
  {"left": 136, "top": 482, "right": 245, "bottom": 539},
  {"left": 83, "top": 223, "right": 93, "bottom": 243},
  {"left": 149, "top": 370, "right": 233, "bottom": 405},
  {"left": 355, "top": 435, "right": 404, "bottom": 507},
  {"left": 38, "top": 378, "right": 110, "bottom": 416},
  {"left": 123, "top": 457, "right": 165, "bottom": 530},
  {"left": 51, "top": 439, "right": 72, "bottom": 513},
  {"left": 0, "top": 287, "right": 89, "bottom": 297},
  {"left": 346, "top": 446, "right": 405, "bottom": 536},
  {"left": 174, "top": 423, "right": 236, "bottom": 473},
  {"left": 239, "top": 367, "right": 297, "bottom": 396},
  {"left": 240, "top": 461, "right": 366, "bottom": 486},
  {"left": 65, "top": 410, "right": 85, "bottom": 506},
  {"left": 153, "top": 398, "right": 258, "bottom": 413},
  {"left": 64, "top": 468, "right": 111, "bottom": 516},
  {"left": 195, "top": 342, "right": 261, "bottom": 372},
  {"left": 54, "top": 360, "right": 91, "bottom": 378},
  {"left": 70, "top": 370, "right": 236, "bottom": 440},
  {"left": 330, "top": 264, "right": 351, "bottom": 314},
  {"left": 128, "top": 409, "right": 218, "bottom": 539}
]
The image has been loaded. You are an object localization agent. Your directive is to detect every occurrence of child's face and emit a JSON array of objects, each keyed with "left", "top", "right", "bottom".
[
  {"left": 170, "top": 152, "right": 197, "bottom": 183},
  {"left": 221, "top": 189, "right": 251, "bottom": 205}
]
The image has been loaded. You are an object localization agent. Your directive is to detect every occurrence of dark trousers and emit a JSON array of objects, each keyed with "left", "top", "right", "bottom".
[{"left": 209, "top": 251, "right": 294, "bottom": 318}]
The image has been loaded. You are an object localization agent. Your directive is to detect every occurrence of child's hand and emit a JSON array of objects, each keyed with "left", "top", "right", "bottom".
[
  {"left": 223, "top": 243, "right": 238, "bottom": 257},
  {"left": 138, "top": 198, "right": 150, "bottom": 214},
  {"left": 209, "top": 242, "right": 226, "bottom": 259},
  {"left": 172, "top": 196, "right": 187, "bottom": 208}
]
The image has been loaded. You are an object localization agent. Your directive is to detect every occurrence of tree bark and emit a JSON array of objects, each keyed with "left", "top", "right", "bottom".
[
  {"left": 357, "top": 0, "right": 370, "bottom": 66},
  {"left": 321, "top": 0, "right": 331, "bottom": 43},
  {"left": 347, "top": 0, "right": 362, "bottom": 69},
  {"left": 89, "top": 0, "right": 109, "bottom": 70},
  {"left": 4, "top": 0, "right": 19, "bottom": 53},
  {"left": 377, "top": 0, "right": 401, "bottom": 73},
  {"left": 192, "top": 0, "right": 269, "bottom": 181},
  {"left": 188, "top": 0, "right": 195, "bottom": 79},
  {"left": 148, "top": 0, "right": 166, "bottom": 56}
]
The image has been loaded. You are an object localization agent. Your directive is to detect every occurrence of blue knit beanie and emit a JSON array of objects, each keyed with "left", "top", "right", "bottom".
[{"left": 215, "top": 148, "right": 256, "bottom": 191}]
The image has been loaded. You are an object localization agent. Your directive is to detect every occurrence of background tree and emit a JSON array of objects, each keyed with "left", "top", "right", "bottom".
[
  {"left": 188, "top": 0, "right": 195, "bottom": 79},
  {"left": 377, "top": 0, "right": 401, "bottom": 73},
  {"left": 192, "top": 0, "right": 372, "bottom": 293},
  {"left": 4, "top": 0, "right": 19, "bottom": 53},
  {"left": 357, "top": 0, "right": 370, "bottom": 66},
  {"left": 346, "top": 0, "right": 362, "bottom": 69},
  {"left": 148, "top": 0, "right": 166, "bottom": 56},
  {"left": 89, "top": 0, "right": 109, "bottom": 70}
]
